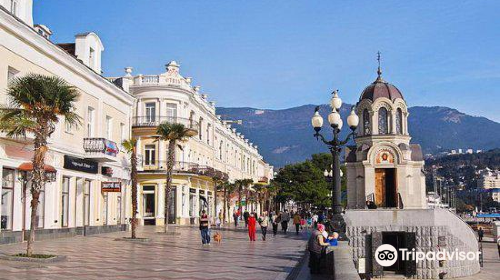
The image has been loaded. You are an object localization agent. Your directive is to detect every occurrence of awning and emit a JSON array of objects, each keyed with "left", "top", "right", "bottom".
[{"left": 18, "top": 162, "right": 56, "bottom": 172}]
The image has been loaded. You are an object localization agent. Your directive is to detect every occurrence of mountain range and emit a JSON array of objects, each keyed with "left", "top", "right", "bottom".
[{"left": 217, "top": 105, "right": 500, "bottom": 167}]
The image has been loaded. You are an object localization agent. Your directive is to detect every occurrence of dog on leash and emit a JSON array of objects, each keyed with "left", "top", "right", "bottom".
[{"left": 213, "top": 232, "right": 222, "bottom": 244}]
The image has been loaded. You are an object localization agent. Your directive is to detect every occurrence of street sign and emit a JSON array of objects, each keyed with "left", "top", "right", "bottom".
[{"left": 102, "top": 181, "right": 121, "bottom": 192}]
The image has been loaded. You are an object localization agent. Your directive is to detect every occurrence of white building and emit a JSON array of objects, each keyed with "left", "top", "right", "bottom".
[
  {"left": 1, "top": 0, "right": 135, "bottom": 243},
  {"left": 478, "top": 169, "right": 500, "bottom": 202},
  {"left": 108, "top": 62, "right": 273, "bottom": 225}
]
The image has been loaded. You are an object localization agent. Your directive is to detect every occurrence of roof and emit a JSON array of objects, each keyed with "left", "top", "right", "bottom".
[
  {"left": 359, "top": 76, "right": 404, "bottom": 102},
  {"left": 57, "top": 43, "right": 76, "bottom": 56}
]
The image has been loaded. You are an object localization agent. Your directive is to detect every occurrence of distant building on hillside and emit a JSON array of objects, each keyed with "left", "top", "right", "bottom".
[{"left": 478, "top": 168, "right": 500, "bottom": 202}]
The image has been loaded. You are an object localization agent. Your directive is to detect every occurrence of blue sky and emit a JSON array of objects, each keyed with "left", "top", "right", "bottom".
[{"left": 34, "top": 0, "right": 500, "bottom": 121}]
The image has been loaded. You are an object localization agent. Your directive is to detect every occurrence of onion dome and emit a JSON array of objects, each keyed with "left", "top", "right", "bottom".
[{"left": 359, "top": 53, "right": 404, "bottom": 102}]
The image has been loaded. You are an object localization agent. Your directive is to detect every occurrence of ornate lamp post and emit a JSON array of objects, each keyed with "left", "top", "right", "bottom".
[{"left": 311, "top": 90, "right": 359, "bottom": 236}]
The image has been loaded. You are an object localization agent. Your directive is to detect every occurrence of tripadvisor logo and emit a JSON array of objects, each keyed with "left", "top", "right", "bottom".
[
  {"left": 375, "top": 244, "right": 481, "bottom": 266},
  {"left": 375, "top": 244, "right": 398, "bottom": 267}
]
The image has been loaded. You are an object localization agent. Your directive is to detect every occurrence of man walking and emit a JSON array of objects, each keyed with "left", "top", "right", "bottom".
[
  {"left": 281, "top": 210, "right": 290, "bottom": 233},
  {"left": 259, "top": 211, "right": 269, "bottom": 241},
  {"left": 233, "top": 210, "right": 239, "bottom": 227},
  {"left": 293, "top": 212, "right": 301, "bottom": 235},
  {"left": 272, "top": 212, "right": 280, "bottom": 236},
  {"left": 478, "top": 227, "right": 484, "bottom": 242},
  {"left": 199, "top": 210, "right": 210, "bottom": 245}
]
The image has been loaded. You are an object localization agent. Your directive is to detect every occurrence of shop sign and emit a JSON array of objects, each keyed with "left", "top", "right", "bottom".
[
  {"left": 101, "top": 166, "right": 113, "bottom": 176},
  {"left": 199, "top": 190, "right": 205, "bottom": 195},
  {"left": 104, "top": 140, "right": 119, "bottom": 156},
  {"left": 102, "top": 181, "right": 121, "bottom": 192},
  {"left": 189, "top": 188, "right": 196, "bottom": 194},
  {"left": 63, "top": 155, "right": 98, "bottom": 174}
]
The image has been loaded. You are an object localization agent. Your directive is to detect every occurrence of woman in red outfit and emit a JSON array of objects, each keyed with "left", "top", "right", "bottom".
[{"left": 248, "top": 213, "right": 257, "bottom": 241}]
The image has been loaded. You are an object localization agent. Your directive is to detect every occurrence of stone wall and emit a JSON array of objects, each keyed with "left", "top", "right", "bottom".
[{"left": 345, "top": 209, "right": 480, "bottom": 279}]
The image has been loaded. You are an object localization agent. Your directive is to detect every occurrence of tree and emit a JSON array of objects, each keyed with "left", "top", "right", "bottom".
[
  {"left": 223, "top": 182, "right": 236, "bottom": 222},
  {"left": 235, "top": 178, "right": 253, "bottom": 217},
  {"left": 122, "top": 138, "right": 139, "bottom": 239},
  {"left": 0, "top": 74, "right": 80, "bottom": 256},
  {"left": 212, "top": 172, "right": 228, "bottom": 222},
  {"left": 156, "top": 122, "right": 195, "bottom": 232}
]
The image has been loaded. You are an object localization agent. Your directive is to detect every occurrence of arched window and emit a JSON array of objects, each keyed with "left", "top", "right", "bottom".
[
  {"left": 396, "top": 108, "right": 403, "bottom": 134},
  {"left": 378, "top": 107, "right": 388, "bottom": 134},
  {"left": 363, "top": 109, "right": 371, "bottom": 135}
]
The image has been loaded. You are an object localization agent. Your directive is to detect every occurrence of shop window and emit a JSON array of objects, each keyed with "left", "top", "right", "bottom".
[
  {"left": 1, "top": 168, "right": 15, "bottom": 230},
  {"left": 61, "top": 177, "right": 70, "bottom": 227}
]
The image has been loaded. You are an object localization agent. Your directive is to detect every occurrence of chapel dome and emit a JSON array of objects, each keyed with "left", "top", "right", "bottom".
[{"left": 359, "top": 75, "right": 404, "bottom": 102}]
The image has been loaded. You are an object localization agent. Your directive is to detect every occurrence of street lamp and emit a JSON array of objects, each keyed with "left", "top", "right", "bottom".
[{"left": 311, "top": 90, "right": 359, "bottom": 237}]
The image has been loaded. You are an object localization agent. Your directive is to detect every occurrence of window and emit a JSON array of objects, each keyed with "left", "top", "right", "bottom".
[
  {"left": 363, "top": 109, "right": 371, "bottom": 135},
  {"left": 84, "top": 180, "right": 91, "bottom": 226},
  {"left": 61, "top": 177, "right": 70, "bottom": 227},
  {"left": 89, "top": 47, "right": 95, "bottom": 69},
  {"left": 166, "top": 103, "right": 177, "bottom": 121},
  {"left": 145, "top": 102, "right": 156, "bottom": 123},
  {"left": 36, "top": 185, "right": 45, "bottom": 228},
  {"left": 7, "top": 66, "right": 18, "bottom": 83},
  {"left": 206, "top": 124, "right": 211, "bottom": 145},
  {"left": 219, "top": 141, "right": 223, "bottom": 160},
  {"left": 64, "top": 119, "right": 72, "bottom": 134},
  {"left": 144, "top": 145, "right": 156, "bottom": 166},
  {"left": 116, "top": 192, "right": 122, "bottom": 224},
  {"left": 198, "top": 117, "right": 203, "bottom": 140},
  {"left": 396, "top": 108, "right": 403, "bottom": 134},
  {"left": 378, "top": 107, "right": 388, "bottom": 135},
  {"left": 1, "top": 168, "right": 15, "bottom": 230},
  {"left": 10, "top": 0, "right": 18, "bottom": 16},
  {"left": 189, "top": 111, "right": 195, "bottom": 129},
  {"left": 87, "top": 107, "right": 95, "bottom": 137},
  {"left": 120, "top": 123, "right": 126, "bottom": 143},
  {"left": 106, "top": 116, "right": 113, "bottom": 140}
]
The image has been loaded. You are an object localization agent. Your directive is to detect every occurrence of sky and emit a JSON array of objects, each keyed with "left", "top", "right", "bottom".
[{"left": 34, "top": 0, "right": 500, "bottom": 122}]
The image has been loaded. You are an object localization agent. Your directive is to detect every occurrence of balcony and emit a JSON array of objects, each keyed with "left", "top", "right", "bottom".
[
  {"left": 140, "top": 160, "right": 228, "bottom": 180},
  {"left": 83, "top": 138, "right": 119, "bottom": 162},
  {"left": 132, "top": 116, "right": 199, "bottom": 136}
]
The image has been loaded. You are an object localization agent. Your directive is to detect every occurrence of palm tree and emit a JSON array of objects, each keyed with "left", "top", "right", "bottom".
[
  {"left": 0, "top": 74, "right": 80, "bottom": 256},
  {"left": 156, "top": 122, "right": 195, "bottom": 232},
  {"left": 235, "top": 178, "right": 253, "bottom": 217},
  {"left": 223, "top": 182, "right": 236, "bottom": 223},
  {"left": 122, "top": 138, "right": 139, "bottom": 239},
  {"left": 211, "top": 174, "right": 227, "bottom": 223}
]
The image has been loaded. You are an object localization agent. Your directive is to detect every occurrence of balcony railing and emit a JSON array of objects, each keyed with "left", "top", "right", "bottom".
[
  {"left": 140, "top": 160, "right": 228, "bottom": 180},
  {"left": 83, "top": 138, "right": 118, "bottom": 162},
  {"left": 132, "top": 116, "right": 199, "bottom": 132}
]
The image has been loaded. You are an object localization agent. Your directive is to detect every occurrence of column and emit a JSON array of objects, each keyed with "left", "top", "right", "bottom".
[
  {"left": 158, "top": 140, "right": 165, "bottom": 165},
  {"left": 391, "top": 110, "right": 397, "bottom": 134},
  {"left": 137, "top": 98, "right": 143, "bottom": 117},
  {"left": 12, "top": 170, "right": 23, "bottom": 231},
  {"left": 157, "top": 183, "right": 165, "bottom": 225},
  {"left": 69, "top": 177, "right": 77, "bottom": 228}
]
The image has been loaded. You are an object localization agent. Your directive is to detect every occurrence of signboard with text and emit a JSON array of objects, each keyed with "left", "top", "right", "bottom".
[
  {"left": 63, "top": 155, "right": 98, "bottom": 174},
  {"left": 101, "top": 182, "right": 121, "bottom": 193}
]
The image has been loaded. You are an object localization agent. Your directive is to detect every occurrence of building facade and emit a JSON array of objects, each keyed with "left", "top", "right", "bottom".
[
  {"left": 108, "top": 62, "right": 273, "bottom": 226},
  {"left": 0, "top": 0, "right": 135, "bottom": 243},
  {"left": 478, "top": 168, "right": 500, "bottom": 202}
]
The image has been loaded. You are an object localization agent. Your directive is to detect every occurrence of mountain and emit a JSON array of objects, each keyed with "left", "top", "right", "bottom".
[{"left": 217, "top": 105, "right": 500, "bottom": 167}]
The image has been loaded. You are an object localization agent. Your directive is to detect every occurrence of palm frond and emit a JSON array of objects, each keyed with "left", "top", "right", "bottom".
[{"left": 122, "top": 138, "right": 137, "bottom": 153}]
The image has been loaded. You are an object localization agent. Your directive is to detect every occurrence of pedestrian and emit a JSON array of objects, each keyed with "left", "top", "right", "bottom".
[
  {"left": 199, "top": 210, "right": 211, "bottom": 245},
  {"left": 248, "top": 213, "right": 257, "bottom": 241},
  {"left": 293, "top": 212, "right": 301, "bottom": 235},
  {"left": 233, "top": 210, "right": 239, "bottom": 227},
  {"left": 259, "top": 211, "right": 269, "bottom": 241},
  {"left": 308, "top": 223, "right": 330, "bottom": 274},
  {"left": 243, "top": 211, "right": 250, "bottom": 228},
  {"left": 312, "top": 213, "right": 318, "bottom": 229},
  {"left": 218, "top": 210, "right": 223, "bottom": 227},
  {"left": 281, "top": 210, "right": 290, "bottom": 233},
  {"left": 272, "top": 212, "right": 280, "bottom": 236},
  {"left": 478, "top": 227, "right": 484, "bottom": 242}
]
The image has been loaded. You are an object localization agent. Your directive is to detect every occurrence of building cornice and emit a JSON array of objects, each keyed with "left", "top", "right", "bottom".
[{"left": 0, "top": 8, "right": 135, "bottom": 106}]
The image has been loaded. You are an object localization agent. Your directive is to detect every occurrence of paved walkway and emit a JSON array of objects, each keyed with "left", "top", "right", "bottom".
[{"left": 0, "top": 226, "right": 308, "bottom": 280}]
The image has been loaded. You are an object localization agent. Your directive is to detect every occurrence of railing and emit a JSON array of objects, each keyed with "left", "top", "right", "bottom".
[
  {"left": 140, "top": 160, "right": 228, "bottom": 179},
  {"left": 132, "top": 116, "right": 199, "bottom": 131},
  {"left": 83, "top": 138, "right": 118, "bottom": 157}
]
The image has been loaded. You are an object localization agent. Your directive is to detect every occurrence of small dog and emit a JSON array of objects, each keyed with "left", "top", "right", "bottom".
[{"left": 213, "top": 232, "right": 222, "bottom": 244}]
